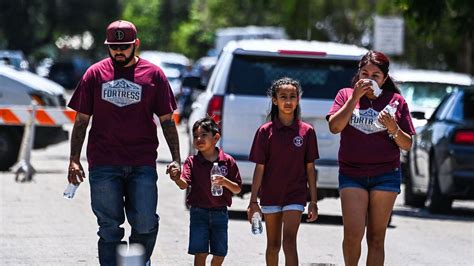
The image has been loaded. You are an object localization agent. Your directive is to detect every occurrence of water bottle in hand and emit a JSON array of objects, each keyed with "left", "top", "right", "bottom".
[
  {"left": 251, "top": 212, "right": 263, "bottom": 235},
  {"left": 63, "top": 183, "right": 79, "bottom": 199},
  {"left": 374, "top": 101, "right": 399, "bottom": 128},
  {"left": 210, "top": 162, "right": 223, "bottom": 196}
]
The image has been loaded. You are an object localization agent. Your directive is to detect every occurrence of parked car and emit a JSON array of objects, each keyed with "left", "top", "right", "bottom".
[
  {"left": 0, "top": 50, "right": 30, "bottom": 71},
  {"left": 390, "top": 69, "right": 472, "bottom": 182},
  {"left": 139, "top": 50, "right": 190, "bottom": 73},
  {"left": 187, "top": 39, "right": 368, "bottom": 199},
  {"left": 139, "top": 50, "right": 191, "bottom": 96},
  {"left": 406, "top": 87, "right": 474, "bottom": 213},
  {"left": 391, "top": 69, "right": 472, "bottom": 129},
  {"left": 191, "top": 56, "right": 217, "bottom": 86},
  {"left": 47, "top": 58, "right": 91, "bottom": 90},
  {"left": 177, "top": 75, "right": 205, "bottom": 122},
  {"left": 0, "top": 65, "right": 68, "bottom": 170}
]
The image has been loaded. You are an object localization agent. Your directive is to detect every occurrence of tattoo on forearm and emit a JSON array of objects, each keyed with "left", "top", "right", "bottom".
[
  {"left": 70, "top": 118, "right": 89, "bottom": 159},
  {"left": 161, "top": 119, "right": 181, "bottom": 163}
]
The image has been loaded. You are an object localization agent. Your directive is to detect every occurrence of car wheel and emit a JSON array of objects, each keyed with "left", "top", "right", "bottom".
[
  {"left": 0, "top": 129, "right": 21, "bottom": 171},
  {"left": 404, "top": 172, "right": 426, "bottom": 207},
  {"left": 426, "top": 157, "right": 452, "bottom": 213}
]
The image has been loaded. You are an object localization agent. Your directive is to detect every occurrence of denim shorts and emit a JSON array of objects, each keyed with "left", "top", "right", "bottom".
[
  {"left": 261, "top": 204, "right": 305, "bottom": 214},
  {"left": 188, "top": 207, "right": 228, "bottom": 257},
  {"left": 338, "top": 169, "right": 401, "bottom": 193}
]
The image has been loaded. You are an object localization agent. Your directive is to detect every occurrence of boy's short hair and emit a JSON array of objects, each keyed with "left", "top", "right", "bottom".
[{"left": 192, "top": 117, "right": 220, "bottom": 136}]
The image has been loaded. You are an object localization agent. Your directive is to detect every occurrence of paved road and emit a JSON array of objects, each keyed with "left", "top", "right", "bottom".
[{"left": 1, "top": 124, "right": 473, "bottom": 265}]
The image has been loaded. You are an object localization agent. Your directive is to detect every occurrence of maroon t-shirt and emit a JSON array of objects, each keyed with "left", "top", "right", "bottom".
[
  {"left": 68, "top": 57, "right": 176, "bottom": 169},
  {"left": 249, "top": 119, "right": 319, "bottom": 206},
  {"left": 181, "top": 148, "right": 242, "bottom": 208},
  {"left": 327, "top": 88, "right": 416, "bottom": 177}
]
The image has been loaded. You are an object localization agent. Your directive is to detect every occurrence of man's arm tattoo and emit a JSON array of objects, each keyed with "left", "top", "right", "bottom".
[
  {"left": 70, "top": 117, "right": 89, "bottom": 161},
  {"left": 161, "top": 119, "right": 181, "bottom": 163}
]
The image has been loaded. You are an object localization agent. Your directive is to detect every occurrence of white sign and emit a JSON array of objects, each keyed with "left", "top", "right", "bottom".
[{"left": 374, "top": 16, "right": 404, "bottom": 55}]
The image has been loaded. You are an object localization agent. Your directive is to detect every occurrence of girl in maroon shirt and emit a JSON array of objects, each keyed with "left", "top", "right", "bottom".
[
  {"left": 327, "top": 51, "right": 415, "bottom": 266},
  {"left": 247, "top": 77, "right": 319, "bottom": 266}
]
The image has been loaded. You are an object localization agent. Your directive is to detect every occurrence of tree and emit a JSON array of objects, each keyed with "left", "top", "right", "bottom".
[
  {"left": 0, "top": 0, "right": 121, "bottom": 60},
  {"left": 397, "top": 0, "right": 473, "bottom": 74},
  {"left": 171, "top": 0, "right": 292, "bottom": 59},
  {"left": 122, "top": 0, "right": 161, "bottom": 50},
  {"left": 121, "top": 0, "right": 192, "bottom": 52}
]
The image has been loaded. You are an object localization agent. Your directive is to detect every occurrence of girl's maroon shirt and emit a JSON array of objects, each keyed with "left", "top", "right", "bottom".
[{"left": 249, "top": 119, "right": 319, "bottom": 206}]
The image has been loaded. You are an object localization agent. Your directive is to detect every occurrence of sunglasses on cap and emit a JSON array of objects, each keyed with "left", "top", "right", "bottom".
[{"left": 108, "top": 44, "right": 132, "bottom": 51}]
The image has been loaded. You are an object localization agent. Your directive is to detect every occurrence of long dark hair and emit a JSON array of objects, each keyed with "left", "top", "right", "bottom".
[
  {"left": 351, "top": 50, "right": 400, "bottom": 94},
  {"left": 266, "top": 77, "right": 303, "bottom": 121}
]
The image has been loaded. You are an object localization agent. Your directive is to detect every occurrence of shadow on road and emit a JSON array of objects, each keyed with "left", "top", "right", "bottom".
[{"left": 228, "top": 210, "right": 343, "bottom": 226}]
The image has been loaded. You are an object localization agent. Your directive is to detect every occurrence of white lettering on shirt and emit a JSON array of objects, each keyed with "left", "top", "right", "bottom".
[
  {"left": 102, "top": 78, "right": 142, "bottom": 107},
  {"left": 350, "top": 108, "right": 386, "bottom": 134}
]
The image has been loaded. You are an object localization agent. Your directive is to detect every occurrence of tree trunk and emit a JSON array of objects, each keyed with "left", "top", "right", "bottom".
[{"left": 458, "top": 32, "right": 472, "bottom": 74}]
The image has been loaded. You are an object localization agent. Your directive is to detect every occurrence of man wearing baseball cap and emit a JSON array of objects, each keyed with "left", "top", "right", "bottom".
[{"left": 67, "top": 20, "right": 181, "bottom": 265}]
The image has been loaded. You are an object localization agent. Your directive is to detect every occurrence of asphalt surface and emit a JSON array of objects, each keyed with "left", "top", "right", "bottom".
[{"left": 1, "top": 123, "right": 473, "bottom": 265}]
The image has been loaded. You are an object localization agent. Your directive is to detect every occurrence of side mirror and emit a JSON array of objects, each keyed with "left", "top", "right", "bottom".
[{"left": 411, "top": 111, "right": 426, "bottom": 120}]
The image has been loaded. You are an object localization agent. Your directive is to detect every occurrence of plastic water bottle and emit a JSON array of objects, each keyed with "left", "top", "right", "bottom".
[
  {"left": 210, "top": 162, "right": 223, "bottom": 196},
  {"left": 63, "top": 183, "right": 79, "bottom": 199},
  {"left": 116, "top": 243, "right": 146, "bottom": 266},
  {"left": 251, "top": 212, "right": 263, "bottom": 235},
  {"left": 374, "top": 101, "right": 399, "bottom": 128}
]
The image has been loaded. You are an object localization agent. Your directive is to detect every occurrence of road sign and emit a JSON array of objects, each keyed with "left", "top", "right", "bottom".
[{"left": 374, "top": 16, "right": 404, "bottom": 55}]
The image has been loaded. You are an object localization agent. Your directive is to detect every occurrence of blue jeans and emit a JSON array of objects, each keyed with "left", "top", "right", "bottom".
[
  {"left": 89, "top": 166, "right": 159, "bottom": 266},
  {"left": 188, "top": 207, "right": 228, "bottom": 257},
  {"left": 338, "top": 169, "right": 402, "bottom": 193}
]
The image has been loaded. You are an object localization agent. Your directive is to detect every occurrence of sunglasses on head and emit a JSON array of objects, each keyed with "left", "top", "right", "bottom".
[{"left": 108, "top": 44, "right": 132, "bottom": 51}]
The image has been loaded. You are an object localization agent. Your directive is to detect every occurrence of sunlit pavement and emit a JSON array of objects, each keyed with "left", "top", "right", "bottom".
[{"left": 1, "top": 123, "right": 473, "bottom": 265}]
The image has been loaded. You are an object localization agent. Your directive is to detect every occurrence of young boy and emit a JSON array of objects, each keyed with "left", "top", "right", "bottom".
[{"left": 166, "top": 117, "right": 242, "bottom": 266}]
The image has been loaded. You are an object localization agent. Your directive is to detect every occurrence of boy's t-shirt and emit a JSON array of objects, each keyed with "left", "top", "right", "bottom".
[
  {"left": 181, "top": 148, "right": 242, "bottom": 208},
  {"left": 68, "top": 57, "right": 176, "bottom": 169},
  {"left": 249, "top": 119, "right": 319, "bottom": 206},
  {"left": 327, "top": 88, "right": 416, "bottom": 177}
]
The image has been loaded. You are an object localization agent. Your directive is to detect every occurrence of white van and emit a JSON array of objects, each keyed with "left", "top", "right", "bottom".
[
  {"left": 188, "top": 39, "right": 368, "bottom": 200},
  {"left": 0, "top": 65, "right": 68, "bottom": 170}
]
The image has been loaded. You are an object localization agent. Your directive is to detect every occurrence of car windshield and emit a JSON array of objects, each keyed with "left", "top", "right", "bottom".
[
  {"left": 464, "top": 91, "right": 474, "bottom": 119},
  {"left": 451, "top": 90, "right": 474, "bottom": 120},
  {"left": 227, "top": 54, "right": 358, "bottom": 99},
  {"left": 399, "top": 82, "right": 466, "bottom": 110}
]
